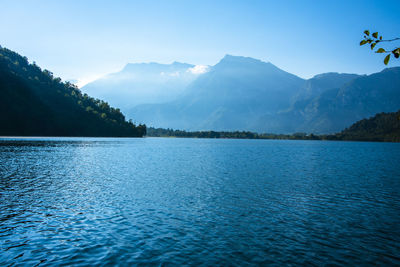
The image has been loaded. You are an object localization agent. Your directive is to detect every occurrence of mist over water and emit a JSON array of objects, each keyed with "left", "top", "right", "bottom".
[{"left": 1, "top": 138, "right": 399, "bottom": 265}]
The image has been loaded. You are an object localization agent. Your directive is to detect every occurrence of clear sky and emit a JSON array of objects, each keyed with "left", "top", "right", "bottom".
[{"left": 1, "top": 0, "right": 399, "bottom": 87}]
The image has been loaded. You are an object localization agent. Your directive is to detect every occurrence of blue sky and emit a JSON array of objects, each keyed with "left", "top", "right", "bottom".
[{"left": 1, "top": 0, "right": 399, "bottom": 86}]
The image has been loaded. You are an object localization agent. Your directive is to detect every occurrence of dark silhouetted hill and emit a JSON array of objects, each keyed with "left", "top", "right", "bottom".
[
  {"left": 0, "top": 46, "right": 145, "bottom": 137},
  {"left": 329, "top": 110, "right": 400, "bottom": 142}
]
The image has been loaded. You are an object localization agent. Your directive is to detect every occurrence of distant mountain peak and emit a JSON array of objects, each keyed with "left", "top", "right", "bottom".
[
  {"left": 213, "top": 55, "right": 301, "bottom": 81},
  {"left": 121, "top": 61, "right": 194, "bottom": 73},
  {"left": 172, "top": 61, "right": 192, "bottom": 66},
  {"left": 220, "top": 54, "right": 267, "bottom": 65},
  {"left": 312, "top": 72, "right": 360, "bottom": 80},
  {"left": 380, "top": 66, "right": 400, "bottom": 73}
]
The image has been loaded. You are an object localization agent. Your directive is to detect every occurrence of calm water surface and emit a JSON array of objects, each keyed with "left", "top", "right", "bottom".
[{"left": 0, "top": 137, "right": 399, "bottom": 266}]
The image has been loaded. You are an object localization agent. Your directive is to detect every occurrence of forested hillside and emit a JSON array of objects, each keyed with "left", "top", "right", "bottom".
[
  {"left": 0, "top": 46, "right": 145, "bottom": 137},
  {"left": 329, "top": 111, "right": 400, "bottom": 142}
]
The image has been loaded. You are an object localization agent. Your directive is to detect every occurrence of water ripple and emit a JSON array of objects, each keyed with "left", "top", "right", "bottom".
[{"left": 0, "top": 138, "right": 399, "bottom": 265}]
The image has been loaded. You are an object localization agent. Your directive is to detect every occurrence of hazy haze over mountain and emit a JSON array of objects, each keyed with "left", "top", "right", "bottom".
[{"left": 82, "top": 62, "right": 209, "bottom": 110}]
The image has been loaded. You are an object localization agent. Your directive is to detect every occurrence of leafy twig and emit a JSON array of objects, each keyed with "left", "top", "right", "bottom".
[{"left": 360, "top": 30, "right": 400, "bottom": 65}]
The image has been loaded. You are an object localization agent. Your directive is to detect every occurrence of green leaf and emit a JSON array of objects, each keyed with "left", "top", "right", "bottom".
[
  {"left": 360, "top": 40, "right": 367, "bottom": 45},
  {"left": 364, "top": 30, "right": 370, "bottom": 36},
  {"left": 372, "top": 32, "right": 378, "bottom": 38},
  {"left": 376, "top": 48, "right": 386, "bottom": 53},
  {"left": 384, "top": 54, "right": 390, "bottom": 65},
  {"left": 371, "top": 43, "right": 376, "bottom": 50},
  {"left": 393, "top": 48, "right": 400, "bottom": 58}
]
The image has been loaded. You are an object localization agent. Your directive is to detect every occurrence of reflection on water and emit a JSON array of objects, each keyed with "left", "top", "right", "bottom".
[{"left": 0, "top": 137, "right": 400, "bottom": 265}]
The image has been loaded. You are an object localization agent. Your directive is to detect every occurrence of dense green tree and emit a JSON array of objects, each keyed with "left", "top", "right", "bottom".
[
  {"left": 146, "top": 127, "right": 319, "bottom": 140},
  {"left": 0, "top": 46, "right": 146, "bottom": 137}
]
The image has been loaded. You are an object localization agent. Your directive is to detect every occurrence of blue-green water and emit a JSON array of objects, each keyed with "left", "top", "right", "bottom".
[{"left": 0, "top": 137, "right": 399, "bottom": 266}]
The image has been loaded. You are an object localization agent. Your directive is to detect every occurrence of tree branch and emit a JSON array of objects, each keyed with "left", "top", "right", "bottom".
[{"left": 379, "top": 37, "right": 400, "bottom": 43}]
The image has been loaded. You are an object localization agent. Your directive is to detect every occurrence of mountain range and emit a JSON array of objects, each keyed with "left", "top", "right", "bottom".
[{"left": 83, "top": 55, "right": 400, "bottom": 134}]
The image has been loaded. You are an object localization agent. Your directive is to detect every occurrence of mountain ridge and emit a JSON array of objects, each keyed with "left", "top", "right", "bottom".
[{"left": 82, "top": 54, "right": 400, "bottom": 134}]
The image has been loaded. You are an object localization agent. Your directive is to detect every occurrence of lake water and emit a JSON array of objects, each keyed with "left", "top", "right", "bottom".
[{"left": 0, "top": 137, "right": 399, "bottom": 266}]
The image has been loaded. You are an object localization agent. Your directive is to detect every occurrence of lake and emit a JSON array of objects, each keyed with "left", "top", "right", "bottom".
[{"left": 0, "top": 137, "right": 399, "bottom": 265}]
